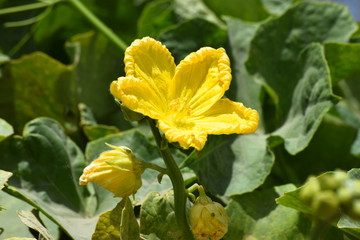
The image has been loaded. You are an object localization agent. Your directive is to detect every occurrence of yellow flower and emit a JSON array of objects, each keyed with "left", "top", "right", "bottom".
[
  {"left": 189, "top": 186, "right": 229, "bottom": 240},
  {"left": 111, "top": 37, "right": 259, "bottom": 150},
  {"left": 79, "top": 143, "right": 145, "bottom": 198}
]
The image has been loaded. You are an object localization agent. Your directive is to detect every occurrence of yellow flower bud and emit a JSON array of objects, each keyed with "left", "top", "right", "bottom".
[
  {"left": 79, "top": 143, "right": 145, "bottom": 198},
  {"left": 189, "top": 186, "right": 229, "bottom": 240}
]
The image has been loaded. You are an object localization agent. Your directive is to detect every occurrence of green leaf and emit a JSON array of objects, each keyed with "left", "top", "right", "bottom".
[
  {"left": 137, "top": 0, "right": 175, "bottom": 38},
  {"left": 0, "top": 52, "right": 78, "bottom": 134},
  {"left": 280, "top": 114, "right": 359, "bottom": 182},
  {"left": 189, "top": 134, "right": 274, "bottom": 196},
  {"left": 92, "top": 199, "right": 124, "bottom": 240},
  {"left": 16, "top": 210, "right": 55, "bottom": 240},
  {"left": 0, "top": 169, "right": 12, "bottom": 190},
  {"left": 120, "top": 197, "right": 140, "bottom": 240},
  {"left": 85, "top": 129, "right": 190, "bottom": 203},
  {"left": 174, "top": 0, "right": 225, "bottom": 28},
  {"left": 0, "top": 117, "right": 111, "bottom": 240},
  {"left": 139, "top": 191, "right": 183, "bottom": 240},
  {"left": 246, "top": 1, "right": 357, "bottom": 132},
  {"left": 92, "top": 197, "right": 139, "bottom": 240},
  {"left": 65, "top": 32, "right": 132, "bottom": 130},
  {"left": 203, "top": 0, "right": 269, "bottom": 22},
  {"left": 270, "top": 44, "right": 339, "bottom": 154},
  {"left": 0, "top": 190, "right": 61, "bottom": 239},
  {"left": 158, "top": 18, "right": 227, "bottom": 63},
  {"left": 325, "top": 43, "right": 360, "bottom": 85},
  {"left": 0, "top": 118, "right": 14, "bottom": 141},
  {"left": 224, "top": 184, "right": 312, "bottom": 239},
  {"left": 261, "top": 0, "right": 293, "bottom": 16}
]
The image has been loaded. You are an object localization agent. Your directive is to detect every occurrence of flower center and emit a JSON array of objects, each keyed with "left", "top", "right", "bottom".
[{"left": 169, "top": 98, "right": 195, "bottom": 129}]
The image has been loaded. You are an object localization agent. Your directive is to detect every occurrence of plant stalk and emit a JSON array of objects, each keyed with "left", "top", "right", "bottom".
[
  {"left": 0, "top": 2, "right": 52, "bottom": 15},
  {"left": 67, "top": 0, "right": 128, "bottom": 51},
  {"left": 147, "top": 118, "right": 194, "bottom": 239}
]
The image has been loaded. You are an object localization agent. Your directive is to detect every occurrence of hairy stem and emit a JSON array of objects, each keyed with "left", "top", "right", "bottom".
[
  {"left": 67, "top": 0, "right": 128, "bottom": 51},
  {"left": 147, "top": 118, "right": 194, "bottom": 239}
]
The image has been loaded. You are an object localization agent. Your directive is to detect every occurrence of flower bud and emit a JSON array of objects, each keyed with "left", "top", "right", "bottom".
[
  {"left": 189, "top": 186, "right": 229, "bottom": 240},
  {"left": 311, "top": 190, "right": 340, "bottom": 221},
  {"left": 299, "top": 176, "right": 320, "bottom": 206},
  {"left": 79, "top": 143, "right": 145, "bottom": 198}
]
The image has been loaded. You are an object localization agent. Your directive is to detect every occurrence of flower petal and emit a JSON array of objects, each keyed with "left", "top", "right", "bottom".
[
  {"left": 124, "top": 37, "right": 175, "bottom": 104},
  {"left": 194, "top": 99, "right": 259, "bottom": 135},
  {"left": 110, "top": 76, "right": 166, "bottom": 119},
  {"left": 169, "top": 47, "right": 231, "bottom": 116},
  {"left": 158, "top": 99, "right": 258, "bottom": 150},
  {"left": 158, "top": 119, "right": 208, "bottom": 150}
]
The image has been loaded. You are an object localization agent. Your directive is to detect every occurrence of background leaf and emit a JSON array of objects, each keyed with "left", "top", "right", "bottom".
[
  {"left": 325, "top": 43, "right": 360, "bottom": 85},
  {"left": 224, "top": 184, "right": 314, "bottom": 240},
  {"left": 246, "top": 1, "right": 357, "bottom": 133},
  {"left": 158, "top": 18, "right": 227, "bottom": 63},
  {"left": 0, "top": 117, "right": 112, "bottom": 240},
  {"left": 189, "top": 134, "right": 274, "bottom": 196},
  {"left": 16, "top": 210, "right": 55, "bottom": 240},
  {"left": 0, "top": 53, "right": 78, "bottom": 135}
]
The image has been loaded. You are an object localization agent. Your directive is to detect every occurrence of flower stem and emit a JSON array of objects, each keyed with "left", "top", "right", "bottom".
[
  {"left": 147, "top": 118, "right": 194, "bottom": 239},
  {"left": 67, "top": 0, "right": 128, "bottom": 51}
]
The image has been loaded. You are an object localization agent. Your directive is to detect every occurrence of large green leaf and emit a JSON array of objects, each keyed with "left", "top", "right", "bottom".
[
  {"left": 261, "top": 0, "right": 293, "bottom": 16},
  {"left": 277, "top": 114, "right": 359, "bottom": 183},
  {"left": 246, "top": 1, "right": 357, "bottom": 132},
  {"left": 270, "top": 44, "right": 339, "bottom": 154},
  {"left": 158, "top": 18, "right": 227, "bottom": 63},
  {"left": 224, "top": 184, "right": 313, "bottom": 240},
  {"left": 137, "top": 0, "right": 175, "bottom": 38},
  {"left": 85, "top": 129, "right": 191, "bottom": 203},
  {"left": 189, "top": 134, "right": 274, "bottom": 196},
  {"left": 203, "top": 0, "right": 269, "bottom": 22},
  {"left": 139, "top": 191, "right": 183, "bottom": 240},
  {"left": 0, "top": 53, "right": 78, "bottom": 134},
  {"left": 325, "top": 43, "right": 360, "bottom": 85},
  {"left": 0, "top": 117, "right": 114, "bottom": 240},
  {"left": 173, "top": 0, "right": 225, "bottom": 28}
]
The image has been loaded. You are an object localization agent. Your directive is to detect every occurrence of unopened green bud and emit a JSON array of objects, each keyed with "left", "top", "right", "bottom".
[
  {"left": 337, "top": 187, "right": 353, "bottom": 210},
  {"left": 311, "top": 190, "right": 340, "bottom": 222},
  {"left": 348, "top": 180, "right": 360, "bottom": 198},
  {"left": 299, "top": 176, "right": 320, "bottom": 206},
  {"left": 347, "top": 199, "right": 360, "bottom": 221},
  {"left": 319, "top": 172, "right": 346, "bottom": 191}
]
